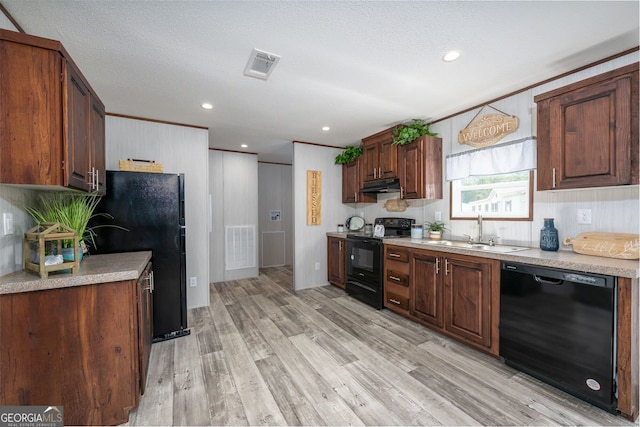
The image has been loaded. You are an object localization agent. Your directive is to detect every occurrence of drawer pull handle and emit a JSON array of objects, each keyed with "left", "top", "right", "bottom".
[
  {"left": 389, "top": 253, "right": 401, "bottom": 258},
  {"left": 389, "top": 275, "right": 401, "bottom": 281},
  {"left": 389, "top": 298, "right": 401, "bottom": 305}
]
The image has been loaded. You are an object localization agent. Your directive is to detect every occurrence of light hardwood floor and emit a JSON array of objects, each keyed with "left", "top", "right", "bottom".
[{"left": 126, "top": 266, "right": 632, "bottom": 426}]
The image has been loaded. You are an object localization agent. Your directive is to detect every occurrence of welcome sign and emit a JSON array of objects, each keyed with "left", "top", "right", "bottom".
[{"left": 458, "top": 113, "right": 519, "bottom": 148}]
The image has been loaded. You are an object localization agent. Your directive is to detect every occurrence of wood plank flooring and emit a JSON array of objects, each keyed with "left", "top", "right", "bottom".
[{"left": 125, "top": 266, "right": 632, "bottom": 426}]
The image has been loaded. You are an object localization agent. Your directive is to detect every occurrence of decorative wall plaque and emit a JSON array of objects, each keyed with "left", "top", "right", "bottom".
[
  {"left": 306, "top": 170, "right": 321, "bottom": 225},
  {"left": 459, "top": 105, "right": 519, "bottom": 148}
]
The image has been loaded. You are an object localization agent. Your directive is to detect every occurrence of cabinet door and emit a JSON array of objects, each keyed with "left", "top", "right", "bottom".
[
  {"left": 0, "top": 39, "right": 63, "bottom": 186},
  {"left": 378, "top": 136, "right": 398, "bottom": 179},
  {"left": 536, "top": 64, "right": 638, "bottom": 190},
  {"left": 443, "top": 256, "right": 492, "bottom": 347},
  {"left": 137, "top": 262, "right": 153, "bottom": 395},
  {"left": 342, "top": 160, "right": 375, "bottom": 203},
  {"left": 91, "top": 96, "right": 106, "bottom": 195},
  {"left": 410, "top": 251, "right": 443, "bottom": 327},
  {"left": 398, "top": 139, "right": 422, "bottom": 199},
  {"left": 362, "top": 140, "right": 379, "bottom": 181},
  {"left": 398, "top": 136, "right": 443, "bottom": 200},
  {"left": 327, "top": 237, "right": 346, "bottom": 289},
  {"left": 64, "top": 60, "right": 92, "bottom": 191},
  {"left": 550, "top": 77, "right": 631, "bottom": 189}
]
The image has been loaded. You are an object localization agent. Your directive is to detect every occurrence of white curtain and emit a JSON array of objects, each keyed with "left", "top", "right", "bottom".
[{"left": 445, "top": 137, "right": 536, "bottom": 181}]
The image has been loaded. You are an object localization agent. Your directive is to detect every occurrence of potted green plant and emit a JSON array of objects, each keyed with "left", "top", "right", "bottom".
[
  {"left": 335, "top": 145, "right": 363, "bottom": 165},
  {"left": 425, "top": 221, "right": 448, "bottom": 240},
  {"left": 25, "top": 192, "right": 121, "bottom": 260},
  {"left": 392, "top": 119, "right": 438, "bottom": 145}
]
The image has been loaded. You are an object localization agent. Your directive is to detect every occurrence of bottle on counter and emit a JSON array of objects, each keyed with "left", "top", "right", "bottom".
[
  {"left": 337, "top": 224, "right": 344, "bottom": 233},
  {"left": 540, "top": 218, "right": 559, "bottom": 251}
]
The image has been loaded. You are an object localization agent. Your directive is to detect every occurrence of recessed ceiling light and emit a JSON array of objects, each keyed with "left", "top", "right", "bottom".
[
  {"left": 241, "top": 144, "right": 248, "bottom": 148},
  {"left": 201, "top": 102, "right": 213, "bottom": 110},
  {"left": 322, "top": 126, "right": 330, "bottom": 131},
  {"left": 442, "top": 50, "right": 461, "bottom": 62}
]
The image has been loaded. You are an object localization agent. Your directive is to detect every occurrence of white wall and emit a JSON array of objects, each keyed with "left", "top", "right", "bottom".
[
  {"left": 258, "top": 163, "right": 293, "bottom": 267},
  {"left": 105, "top": 116, "right": 210, "bottom": 309},
  {"left": 293, "top": 143, "right": 353, "bottom": 290},
  {"left": 209, "top": 150, "right": 259, "bottom": 282}
]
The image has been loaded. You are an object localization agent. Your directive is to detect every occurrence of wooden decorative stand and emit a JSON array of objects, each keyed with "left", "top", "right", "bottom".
[{"left": 23, "top": 222, "right": 79, "bottom": 278}]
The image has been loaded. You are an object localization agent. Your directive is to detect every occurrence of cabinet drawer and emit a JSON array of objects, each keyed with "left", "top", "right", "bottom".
[
  {"left": 386, "top": 269, "right": 409, "bottom": 287},
  {"left": 386, "top": 248, "right": 409, "bottom": 262},
  {"left": 385, "top": 291, "right": 409, "bottom": 311}
]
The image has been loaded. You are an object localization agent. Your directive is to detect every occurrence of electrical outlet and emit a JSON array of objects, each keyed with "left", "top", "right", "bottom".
[
  {"left": 314, "top": 262, "right": 320, "bottom": 271},
  {"left": 577, "top": 209, "right": 592, "bottom": 225},
  {"left": 434, "top": 211, "right": 442, "bottom": 222},
  {"left": 189, "top": 277, "right": 197, "bottom": 287},
  {"left": 3, "top": 213, "right": 14, "bottom": 235}
]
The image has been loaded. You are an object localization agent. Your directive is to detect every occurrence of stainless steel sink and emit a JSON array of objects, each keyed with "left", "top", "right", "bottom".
[{"left": 415, "top": 239, "right": 530, "bottom": 253}]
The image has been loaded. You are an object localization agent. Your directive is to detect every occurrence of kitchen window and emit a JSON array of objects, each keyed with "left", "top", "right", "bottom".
[
  {"left": 446, "top": 137, "right": 535, "bottom": 221},
  {"left": 450, "top": 171, "right": 533, "bottom": 220}
]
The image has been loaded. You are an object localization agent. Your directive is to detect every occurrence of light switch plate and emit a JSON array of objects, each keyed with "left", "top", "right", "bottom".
[{"left": 3, "top": 213, "right": 14, "bottom": 235}]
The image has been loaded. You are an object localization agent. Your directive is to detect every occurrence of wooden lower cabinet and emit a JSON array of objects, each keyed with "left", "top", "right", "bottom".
[
  {"left": 384, "top": 245, "right": 410, "bottom": 315},
  {"left": 327, "top": 236, "right": 346, "bottom": 289},
  {"left": 407, "top": 248, "right": 499, "bottom": 355},
  {"left": 444, "top": 255, "right": 494, "bottom": 348},
  {"left": 137, "top": 262, "right": 154, "bottom": 395},
  {"left": 410, "top": 251, "right": 443, "bottom": 328},
  {"left": 0, "top": 270, "right": 153, "bottom": 425}
]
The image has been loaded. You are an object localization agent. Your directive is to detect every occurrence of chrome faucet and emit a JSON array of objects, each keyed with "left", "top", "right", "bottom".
[{"left": 477, "top": 214, "right": 483, "bottom": 243}]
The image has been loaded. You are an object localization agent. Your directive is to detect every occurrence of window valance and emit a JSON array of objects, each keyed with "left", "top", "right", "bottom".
[{"left": 445, "top": 136, "right": 536, "bottom": 181}]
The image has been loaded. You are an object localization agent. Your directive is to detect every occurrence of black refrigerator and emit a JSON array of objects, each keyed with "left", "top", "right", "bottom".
[{"left": 92, "top": 171, "right": 189, "bottom": 342}]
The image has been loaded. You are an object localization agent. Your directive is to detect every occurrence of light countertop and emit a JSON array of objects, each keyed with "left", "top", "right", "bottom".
[
  {"left": 0, "top": 251, "right": 152, "bottom": 295},
  {"left": 327, "top": 233, "right": 639, "bottom": 279}
]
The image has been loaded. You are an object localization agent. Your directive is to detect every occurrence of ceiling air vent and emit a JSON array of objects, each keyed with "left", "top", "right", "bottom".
[{"left": 243, "top": 48, "right": 281, "bottom": 80}]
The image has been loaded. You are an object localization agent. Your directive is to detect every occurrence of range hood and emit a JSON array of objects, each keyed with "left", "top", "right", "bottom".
[{"left": 360, "top": 178, "right": 401, "bottom": 193}]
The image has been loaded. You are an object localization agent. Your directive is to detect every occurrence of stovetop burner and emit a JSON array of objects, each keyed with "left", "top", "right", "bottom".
[{"left": 347, "top": 217, "right": 415, "bottom": 240}]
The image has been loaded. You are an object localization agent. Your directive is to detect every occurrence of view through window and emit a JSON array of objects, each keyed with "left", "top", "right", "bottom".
[{"left": 450, "top": 171, "right": 533, "bottom": 220}]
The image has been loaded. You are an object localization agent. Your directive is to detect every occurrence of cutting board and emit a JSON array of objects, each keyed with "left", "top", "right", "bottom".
[{"left": 562, "top": 232, "right": 640, "bottom": 259}]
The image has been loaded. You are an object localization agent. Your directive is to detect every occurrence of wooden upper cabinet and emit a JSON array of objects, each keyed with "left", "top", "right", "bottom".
[
  {"left": 65, "top": 60, "right": 92, "bottom": 191},
  {"left": 535, "top": 63, "right": 639, "bottom": 190},
  {"left": 398, "top": 135, "right": 443, "bottom": 199},
  {"left": 0, "top": 29, "right": 106, "bottom": 193},
  {"left": 362, "top": 128, "right": 398, "bottom": 181},
  {"left": 0, "top": 32, "right": 63, "bottom": 186},
  {"left": 91, "top": 96, "right": 107, "bottom": 195},
  {"left": 342, "top": 158, "right": 376, "bottom": 203}
]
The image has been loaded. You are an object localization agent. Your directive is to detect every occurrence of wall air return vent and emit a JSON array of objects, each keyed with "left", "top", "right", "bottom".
[{"left": 243, "top": 48, "right": 281, "bottom": 80}]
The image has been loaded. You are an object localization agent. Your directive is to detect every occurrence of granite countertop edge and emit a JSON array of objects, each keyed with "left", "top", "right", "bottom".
[
  {"left": 326, "top": 232, "right": 640, "bottom": 279},
  {"left": 0, "top": 251, "right": 153, "bottom": 295}
]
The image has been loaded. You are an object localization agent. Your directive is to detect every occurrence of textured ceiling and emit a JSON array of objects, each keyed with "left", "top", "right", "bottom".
[{"left": 2, "top": 1, "right": 638, "bottom": 163}]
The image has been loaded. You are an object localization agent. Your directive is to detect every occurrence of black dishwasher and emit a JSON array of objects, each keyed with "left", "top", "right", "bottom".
[{"left": 500, "top": 262, "right": 617, "bottom": 413}]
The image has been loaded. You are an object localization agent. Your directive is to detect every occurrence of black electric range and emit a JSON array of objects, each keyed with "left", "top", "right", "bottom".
[{"left": 345, "top": 217, "right": 414, "bottom": 309}]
